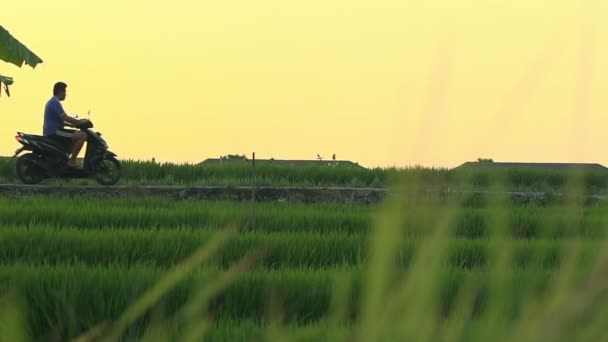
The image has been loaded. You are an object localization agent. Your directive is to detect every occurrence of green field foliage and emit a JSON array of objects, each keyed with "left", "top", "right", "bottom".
[
  {"left": 1, "top": 167, "right": 608, "bottom": 341},
  {"left": 3, "top": 157, "right": 608, "bottom": 193}
]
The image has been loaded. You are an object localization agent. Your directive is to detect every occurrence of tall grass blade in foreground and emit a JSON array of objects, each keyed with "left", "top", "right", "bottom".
[{"left": 104, "top": 227, "right": 238, "bottom": 341}]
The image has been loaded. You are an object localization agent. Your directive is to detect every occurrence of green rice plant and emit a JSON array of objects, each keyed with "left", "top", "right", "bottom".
[
  {"left": 4, "top": 156, "right": 608, "bottom": 193},
  {"left": 0, "top": 263, "right": 597, "bottom": 340},
  {"left": 0, "top": 157, "right": 14, "bottom": 183},
  {"left": 0, "top": 226, "right": 602, "bottom": 271},
  {"left": 0, "top": 197, "right": 374, "bottom": 234},
  {"left": 3, "top": 196, "right": 608, "bottom": 238},
  {"left": 1, "top": 165, "right": 608, "bottom": 340}
]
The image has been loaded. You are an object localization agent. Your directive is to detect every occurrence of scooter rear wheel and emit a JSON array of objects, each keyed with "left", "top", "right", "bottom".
[
  {"left": 15, "top": 153, "right": 45, "bottom": 184},
  {"left": 95, "top": 156, "right": 121, "bottom": 186}
]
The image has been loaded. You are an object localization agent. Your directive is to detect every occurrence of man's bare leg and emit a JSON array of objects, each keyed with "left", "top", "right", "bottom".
[{"left": 67, "top": 132, "right": 86, "bottom": 167}]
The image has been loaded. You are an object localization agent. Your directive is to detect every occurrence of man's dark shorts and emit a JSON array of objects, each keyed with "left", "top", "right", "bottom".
[{"left": 47, "top": 128, "right": 75, "bottom": 151}]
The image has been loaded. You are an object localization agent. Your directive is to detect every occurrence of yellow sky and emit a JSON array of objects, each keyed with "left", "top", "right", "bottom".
[{"left": 1, "top": 0, "right": 607, "bottom": 168}]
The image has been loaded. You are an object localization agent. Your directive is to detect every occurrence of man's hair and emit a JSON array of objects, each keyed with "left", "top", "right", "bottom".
[{"left": 53, "top": 82, "right": 67, "bottom": 96}]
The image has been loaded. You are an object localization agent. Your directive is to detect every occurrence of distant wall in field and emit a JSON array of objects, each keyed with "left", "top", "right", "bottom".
[
  {"left": 200, "top": 158, "right": 364, "bottom": 168},
  {"left": 456, "top": 161, "right": 608, "bottom": 172}
]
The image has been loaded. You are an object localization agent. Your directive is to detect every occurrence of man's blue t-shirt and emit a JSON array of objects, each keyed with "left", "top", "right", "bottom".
[{"left": 43, "top": 97, "right": 65, "bottom": 136}]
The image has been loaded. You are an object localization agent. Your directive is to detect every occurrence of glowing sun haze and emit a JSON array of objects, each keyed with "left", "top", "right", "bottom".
[{"left": 1, "top": 0, "right": 606, "bottom": 168}]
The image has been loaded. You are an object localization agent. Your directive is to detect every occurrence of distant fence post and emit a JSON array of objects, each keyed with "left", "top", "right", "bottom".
[{"left": 251, "top": 152, "right": 256, "bottom": 231}]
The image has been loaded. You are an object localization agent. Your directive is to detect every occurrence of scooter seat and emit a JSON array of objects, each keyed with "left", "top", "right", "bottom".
[
  {"left": 19, "top": 133, "right": 69, "bottom": 152},
  {"left": 20, "top": 133, "right": 47, "bottom": 140}
]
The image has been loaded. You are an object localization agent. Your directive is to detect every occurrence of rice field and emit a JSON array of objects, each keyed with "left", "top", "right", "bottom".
[
  {"left": 1, "top": 168, "right": 608, "bottom": 341},
  {"left": 3, "top": 157, "right": 608, "bottom": 193}
]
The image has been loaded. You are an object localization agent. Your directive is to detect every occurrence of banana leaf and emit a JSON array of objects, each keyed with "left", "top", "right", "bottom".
[
  {"left": 0, "top": 25, "right": 43, "bottom": 97},
  {"left": 0, "top": 25, "right": 43, "bottom": 68}
]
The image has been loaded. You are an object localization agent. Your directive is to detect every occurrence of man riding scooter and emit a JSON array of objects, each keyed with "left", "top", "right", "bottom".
[
  {"left": 14, "top": 82, "right": 120, "bottom": 185},
  {"left": 43, "top": 82, "right": 92, "bottom": 168}
]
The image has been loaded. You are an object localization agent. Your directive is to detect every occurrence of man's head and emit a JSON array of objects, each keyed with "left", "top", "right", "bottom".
[{"left": 53, "top": 82, "right": 67, "bottom": 101}]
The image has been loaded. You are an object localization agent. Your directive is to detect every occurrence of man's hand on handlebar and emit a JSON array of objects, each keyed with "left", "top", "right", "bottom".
[
  {"left": 60, "top": 113, "right": 93, "bottom": 129},
  {"left": 77, "top": 119, "right": 93, "bottom": 129}
]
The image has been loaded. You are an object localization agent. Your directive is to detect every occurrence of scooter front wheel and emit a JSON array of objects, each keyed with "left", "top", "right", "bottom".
[
  {"left": 15, "top": 153, "right": 45, "bottom": 184},
  {"left": 95, "top": 156, "right": 121, "bottom": 186}
]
